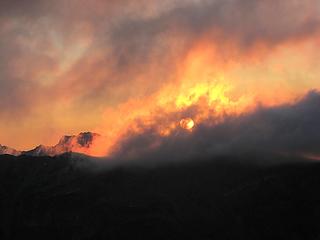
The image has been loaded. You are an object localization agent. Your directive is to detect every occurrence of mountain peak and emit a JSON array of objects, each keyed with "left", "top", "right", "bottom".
[
  {"left": 23, "top": 145, "right": 53, "bottom": 157},
  {"left": 15, "top": 132, "right": 102, "bottom": 157},
  {"left": 0, "top": 144, "right": 21, "bottom": 156}
]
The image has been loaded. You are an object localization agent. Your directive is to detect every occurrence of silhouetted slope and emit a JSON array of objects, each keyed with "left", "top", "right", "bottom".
[
  {"left": 0, "top": 145, "right": 20, "bottom": 156},
  {"left": 0, "top": 154, "right": 320, "bottom": 239}
]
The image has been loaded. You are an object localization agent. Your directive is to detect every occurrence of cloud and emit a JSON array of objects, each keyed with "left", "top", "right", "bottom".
[
  {"left": 0, "top": 0, "right": 320, "bottom": 150},
  {"left": 1, "top": 0, "right": 320, "bottom": 112},
  {"left": 110, "top": 0, "right": 320, "bottom": 64},
  {"left": 0, "top": 0, "right": 52, "bottom": 18},
  {"left": 109, "top": 90, "right": 320, "bottom": 163}
]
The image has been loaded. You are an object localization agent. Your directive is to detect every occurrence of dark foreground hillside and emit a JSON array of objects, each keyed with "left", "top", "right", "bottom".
[{"left": 1, "top": 154, "right": 320, "bottom": 240}]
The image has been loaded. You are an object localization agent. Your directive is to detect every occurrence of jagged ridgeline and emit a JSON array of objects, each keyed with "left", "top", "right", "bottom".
[{"left": 0, "top": 132, "right": 100, "bottom": 157}]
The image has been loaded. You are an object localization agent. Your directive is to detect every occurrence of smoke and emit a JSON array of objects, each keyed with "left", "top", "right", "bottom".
[
  {"left": 108, "top": 90, "right": 320, "bottom": 163},
  {"left": 111, "top": 0, "right": 320, "bottom": 56}
]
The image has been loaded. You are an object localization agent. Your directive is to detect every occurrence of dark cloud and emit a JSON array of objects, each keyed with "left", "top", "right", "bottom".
[
  {"left": 110, "top": 0, "right": 320, "bottom": 64},
  {"left": 0, "top": 0, "right": 54, "bottom": 19},
  {"left": 110, "top": 90, "right": 320, "bottom": 163}
]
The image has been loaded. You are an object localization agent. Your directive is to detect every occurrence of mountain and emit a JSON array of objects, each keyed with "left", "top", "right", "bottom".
[
  {"left": 0, "top": 132, "right": 101, "bottom": 157},
  {"left": 0, "top": 153, "right": 319, "bottom": 240},
  {"left": 0, "top": 145, "right": 21, "bottom": 156},
  {"left": 22, "top": 132, "right": 100, "bottom": 156}
]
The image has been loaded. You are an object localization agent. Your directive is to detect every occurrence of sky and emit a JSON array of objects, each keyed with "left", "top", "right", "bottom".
[{"left": 0, "top": 0, "right": 320, "bottom": 158}]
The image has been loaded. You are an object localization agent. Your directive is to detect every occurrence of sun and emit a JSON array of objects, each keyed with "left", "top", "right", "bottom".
[{"left": 180, "top": 118, "right": 195, "bottom": 130}]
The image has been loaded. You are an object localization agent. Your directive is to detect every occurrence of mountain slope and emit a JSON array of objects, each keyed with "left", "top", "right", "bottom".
[
  {"left": 0, "top": 154, "right": 320, "bottom": 240},
  {"left": 0, "top": 132, "right": 101, "bottom": 157}
]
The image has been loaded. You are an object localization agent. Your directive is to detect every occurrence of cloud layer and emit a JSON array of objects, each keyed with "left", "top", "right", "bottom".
[{"left": 109, "top": 90, "right": 320, "bottom": 162}]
